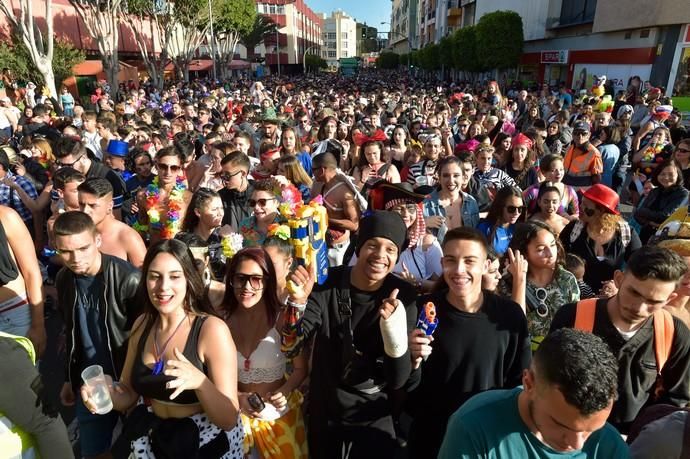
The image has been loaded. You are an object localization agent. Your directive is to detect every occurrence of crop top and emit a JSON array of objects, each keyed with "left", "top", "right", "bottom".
[
  {"left": 130, "top": 316, "right": 208, "bottom": 405},
  {"left": 237, "top": 327, "right": 286, "bottom": 385},
  {"left": 0, "top": 220, "right": 19, "bottom": 286}
]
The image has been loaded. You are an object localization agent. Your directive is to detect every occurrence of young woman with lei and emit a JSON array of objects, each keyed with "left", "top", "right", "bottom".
[
  {"left": 134, "top": 147, "right": 192, "bottom": 244},
  {"left": 221, "top": 247, "right": 309, "bottom": 458},
  {"left": 239, "top": 179, "right": 296, "bottom": 247}
]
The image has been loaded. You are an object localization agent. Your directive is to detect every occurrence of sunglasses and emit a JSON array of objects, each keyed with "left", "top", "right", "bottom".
[
  {"left": 505, "top": 205, "right": 525, "bottom": 214},
  {"left": 157, "top": 163, "right": 181, "bottom": 173},
  {"left": 231, "top": 273, "right": 264, "bottom": 290},
  {"left": 248, "top": 197, "right": 276, "bottom": 208},
  {"left": 56, "top": 155, "right": 83, "bottom": 168},
  {"left": 583, "top": 207, "right": 597, "bottom": 217}
]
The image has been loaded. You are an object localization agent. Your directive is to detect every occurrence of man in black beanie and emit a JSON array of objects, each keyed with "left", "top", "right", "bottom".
[{"left": 285, "top": 210, "right": 417, "bottom": 458}]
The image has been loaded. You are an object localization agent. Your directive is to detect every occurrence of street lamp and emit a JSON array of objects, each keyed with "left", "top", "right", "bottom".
[
  {"left": 275, "top": 26, "right": 289, "bottom": 77},
  {"left": 303, "top": 45, "right": 319, "bottom": 74}
]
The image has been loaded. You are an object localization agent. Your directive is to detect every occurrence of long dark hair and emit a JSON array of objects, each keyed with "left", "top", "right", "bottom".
[
  {"left": 136, "top": 239, "right": 216, "bottom": 328},
  {"left": 508, "top": 221, "right": 565, "bottom": 271},
  {"left": 221, "top": 247, "right": 282, "bottom": 326},
  {"left": 181, "top": 188, "right": 221, "bottom": 233},
  {"left": 485, "top": 186, "right": 524, "bottom": 244}
]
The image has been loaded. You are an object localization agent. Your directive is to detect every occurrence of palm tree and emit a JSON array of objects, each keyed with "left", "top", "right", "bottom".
[{"left": 240, "top": 15, "right": 277, "bottom": 60}]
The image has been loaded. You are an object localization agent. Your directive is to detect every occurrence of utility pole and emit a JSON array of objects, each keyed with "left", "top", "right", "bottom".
[{"left": 208, "top": 0, "right": 217, "bottom": 80}]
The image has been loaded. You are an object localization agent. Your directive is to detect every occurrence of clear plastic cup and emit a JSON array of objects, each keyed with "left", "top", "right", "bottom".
[{"left": 81, "top": 365, "right": 113, "bottom": 414}]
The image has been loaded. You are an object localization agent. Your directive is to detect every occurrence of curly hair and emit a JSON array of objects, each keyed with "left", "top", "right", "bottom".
[{"left": 534, "top": 328, "right": 618, "bottom": 415}]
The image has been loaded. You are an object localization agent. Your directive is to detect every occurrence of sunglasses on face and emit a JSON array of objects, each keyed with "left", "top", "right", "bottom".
[
  {"left": 231, "top": 273, "right": 264, "bottom": 290},
  {"left": 248, "top": 197, "right": 276, "bottom": 208},
  {"left": 157, "top": 163, "right": 181, "bottom": 173},
  {"left": 221, "top": 170, "right": 243, "bottom": 182},
  {"left": 56, "top": 155, "right": 83, "bottom": 168},
  {"left": 583, "top": 207, "right": 597, "bottom": 217},
  {"left": 505, "top": 205, "right": 525, "bottom": 214}
]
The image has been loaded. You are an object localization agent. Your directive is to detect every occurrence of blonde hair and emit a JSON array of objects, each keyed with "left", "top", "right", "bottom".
[
  {"left": 277, "top": 155, "right": 312, "bottom": 188},
  {"left": 31, "top": 138, "right": 54, "bottom": 162}
]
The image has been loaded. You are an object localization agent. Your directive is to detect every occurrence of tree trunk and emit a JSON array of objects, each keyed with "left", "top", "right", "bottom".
[{"left": 103, "top": 52, "right": 119, "bottom": 99}]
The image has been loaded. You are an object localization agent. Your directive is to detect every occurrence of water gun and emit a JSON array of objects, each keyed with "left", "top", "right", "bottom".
[
  {"left": 416, "top": 302, "right": 438, "bottom": 336},
  {"left": 281, "top": 195, "right": 330, "bottom": 290}
]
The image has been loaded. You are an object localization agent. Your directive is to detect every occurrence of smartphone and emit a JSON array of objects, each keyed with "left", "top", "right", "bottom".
[{"left": 247, "top": 392, "right": 265, "bottom": 412}]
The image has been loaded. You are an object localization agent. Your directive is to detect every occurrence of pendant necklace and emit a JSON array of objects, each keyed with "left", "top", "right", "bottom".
[{"left": 152, "top": 315, "right": 188, "bottom": 375}]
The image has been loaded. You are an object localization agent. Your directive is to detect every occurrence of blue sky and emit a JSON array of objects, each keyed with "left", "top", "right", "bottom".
[{"left": 307, "top": 0, "right": 391, "bottom": 32}]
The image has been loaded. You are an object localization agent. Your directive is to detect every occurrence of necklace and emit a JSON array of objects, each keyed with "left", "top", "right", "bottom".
[
  {"left": 152, "top": 315, "right": 188, "bottom": 375},
  {"left": 135, "top": 176, "right": 187, "bottom": 239}
]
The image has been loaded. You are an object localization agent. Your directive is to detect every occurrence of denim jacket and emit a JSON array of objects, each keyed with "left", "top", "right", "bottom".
[{"left": 423, "top": 189, "right": 480, "bottom": 242}]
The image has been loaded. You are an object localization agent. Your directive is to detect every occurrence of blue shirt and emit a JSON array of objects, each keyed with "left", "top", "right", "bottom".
[
  {"left": 422, "top": 189, "right": 480, "bottom": 243},
  {"left": 439, "top": 387, "right": 629, "bottom": 459},
  {"left": 75, "top": 275, "right": 113, "bottom": 375},
  {"left": 477, "top": 221, "right": 515, "bottom": 256},
  {"left": 125, "top": 174, "right": 154, "bottom": 194}
]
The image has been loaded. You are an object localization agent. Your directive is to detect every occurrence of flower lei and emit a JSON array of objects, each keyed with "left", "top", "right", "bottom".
[
  {"left": 134, "top": 176, "right": 186, "bottom": 239},
  {"left": 267, "top": 223, "right": 290, "bottom": 241},
  {"left": 221, "top": 233, "right": 244, "bottom": 259}
]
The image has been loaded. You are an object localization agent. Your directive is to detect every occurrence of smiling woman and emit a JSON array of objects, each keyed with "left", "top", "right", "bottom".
[{"left": 80, "top": 239, "right": 244, "bottom": 458}]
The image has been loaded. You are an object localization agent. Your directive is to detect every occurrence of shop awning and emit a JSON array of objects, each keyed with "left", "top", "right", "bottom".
[{"left": 229, "top": 59, "right": 251, "bottom": 70}]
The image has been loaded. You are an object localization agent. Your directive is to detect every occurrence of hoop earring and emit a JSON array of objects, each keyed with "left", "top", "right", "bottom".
[{"left": 203, "top": 268, "right": 211, "bottom": 286}]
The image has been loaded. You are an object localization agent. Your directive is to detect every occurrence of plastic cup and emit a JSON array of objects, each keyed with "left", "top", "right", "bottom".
[
  {"left": 415, "top": 175, "right": 428, "bottom": 186},
  {"left": 81, "top": 365, "right": 113, "bottom": 415}
]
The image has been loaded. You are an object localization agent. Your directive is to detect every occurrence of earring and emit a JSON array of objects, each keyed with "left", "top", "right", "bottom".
[{"left": 203, "top": 268, "right": 211, "bottom": 286}]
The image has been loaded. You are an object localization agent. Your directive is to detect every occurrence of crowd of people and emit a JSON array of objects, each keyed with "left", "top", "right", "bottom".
[{"left": 1, "top": 69, "right": 690, "bottom": 458}]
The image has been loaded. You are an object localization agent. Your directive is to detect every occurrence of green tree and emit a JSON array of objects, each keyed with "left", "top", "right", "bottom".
[
  {"left": 439, "top": 35, "right": 453, "bottom": 71},
  {"left": 304, "top": 54, "right": 326, "bottom": 72},
  {"left": 0, "top": 35, "right": 84, "bottom": 93},
  {"left": 376, "top": 51, "right": 399, "bottom": 69},
  {"left": 453, "top": 25, "right": 480, "bottom": 72},
  {"left": 212, "top": 0, "right": 256, "bottom": 79},
  {"left": 475, "top": 10, "right": 524, "bottom": 70},
  {"left": 241, "top": 14, "right": 277, "bottom": 60},
  {"left": 419, "top": 43, "right": 439, "bottom": 71}
]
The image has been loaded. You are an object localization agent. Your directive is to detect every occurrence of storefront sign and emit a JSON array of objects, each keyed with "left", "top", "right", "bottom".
[{"left": 541, "top": 50, "right": 569, "bottom": 64}]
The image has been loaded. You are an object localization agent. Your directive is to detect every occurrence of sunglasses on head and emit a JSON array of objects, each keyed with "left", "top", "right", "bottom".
[
  {"left": 248, "top": 197, "right": 276, "bottom": 208},
  {"left": 231, "top": 273, "right": 264, "bottom": 290},
  {"left": 505, "top": 205, "right": 525, "bottom": 214}
]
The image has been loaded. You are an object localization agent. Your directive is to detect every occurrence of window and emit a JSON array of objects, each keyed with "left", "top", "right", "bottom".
[
  {"left": 559, "top": 0, "right": 596, "bottom": 26},
  {"left": 342, "top": 41, "right": 348, "bottom": 49},
  {"left": 342, "top": 50, "right": 348, "bottom": 57},
  {"left": 328, "top": 50, "right": 337, "bottom": 58},
  {"left": 328, "top": 41, "right": 336, "bottom": 49},
  {"left": 269, "top": 4, "right": 276, "bottom": 14},
  {"left": 328, "top": 32, "right": 337, "bottom": 40},
  {"left": 342, "top": 32, "right": 348, "bottom": 39},
  {"left": 624, "top": 31, "right": 632, "bottom": 39},
  {"left": 277, "top": 5, "right": 285, "bottom": 14},
  {"left": 640, "top": 29, "right": 650, "bottom": 38}
]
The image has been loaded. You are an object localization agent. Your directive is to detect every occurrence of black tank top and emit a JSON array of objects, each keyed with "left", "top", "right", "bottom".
[
  {"left": 0, "top": 219, "right": 19, "bottom": 286},
  {"left": 130, "top": 315, "right": 208, "bottom": 405}
]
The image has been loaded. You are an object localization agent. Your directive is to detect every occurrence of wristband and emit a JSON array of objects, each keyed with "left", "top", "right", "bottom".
[{"left": 286, "top": 300, "right": 307, "bottom": 313}]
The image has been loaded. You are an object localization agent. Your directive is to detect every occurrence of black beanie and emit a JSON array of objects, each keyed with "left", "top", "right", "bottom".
[{"left": 356, "top": 210, "right": 408, "bottom": 256}]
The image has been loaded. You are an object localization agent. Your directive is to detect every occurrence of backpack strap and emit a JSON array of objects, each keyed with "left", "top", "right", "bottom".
[
  {"left": 653, "top": 309, "right": 675, "bottom": 374},
  {"left": 574, "top": 298, "right": 598, "bottom": 332}
]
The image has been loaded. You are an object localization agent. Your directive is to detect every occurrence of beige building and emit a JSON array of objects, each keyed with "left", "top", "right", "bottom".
[{"left": 321, "top": 10, "right": 358, "bottom": 67}]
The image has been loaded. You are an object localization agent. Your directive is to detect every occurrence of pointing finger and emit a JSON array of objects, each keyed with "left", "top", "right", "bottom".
[{"left": 388, "top": 288, "right": 399, "bottom": 301}]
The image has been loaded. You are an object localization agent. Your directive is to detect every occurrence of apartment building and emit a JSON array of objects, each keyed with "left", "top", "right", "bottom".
[
  {"left": 321, "top": 10, "right": 357, "bottom": 67},
  {"left": 253, "top": 0, "right": 323, "bottom": 71}
]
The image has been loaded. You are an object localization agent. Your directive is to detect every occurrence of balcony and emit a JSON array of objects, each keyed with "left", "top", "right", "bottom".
[{"left": 448, "top": 7, "right": 461, "bottom": 16}]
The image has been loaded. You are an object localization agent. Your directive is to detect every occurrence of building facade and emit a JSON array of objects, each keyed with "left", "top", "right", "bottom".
[
  {"left": 389, "top": 0, "right": 418, "bottom": 52},
  {"left": 253, "top": 0, "right": 323, "bottom": 71},
  {"left": 321, "top": 10, "right": 357, "bottom": 67}
]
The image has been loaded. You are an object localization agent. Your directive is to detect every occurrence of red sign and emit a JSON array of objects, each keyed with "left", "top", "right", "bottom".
[{"left": 540, "top": 50, "right": 568, "bottom": 64}]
